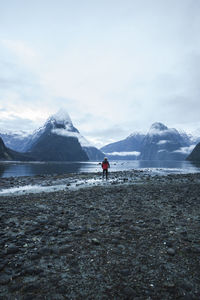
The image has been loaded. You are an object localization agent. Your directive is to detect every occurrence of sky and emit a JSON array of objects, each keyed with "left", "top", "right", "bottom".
[{"left": 0, "top": 0, "right": 200, "bottom": 148}]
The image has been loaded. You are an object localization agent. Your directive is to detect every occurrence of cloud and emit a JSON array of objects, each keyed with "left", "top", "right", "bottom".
[
  {"left": 0, "top": 114, "right": 37, "bottom": 132},
  {"left": 1, "top": 39, "right": 38, "bottom": 68},
  {"left": 105, "top": 151, "right": 141, "bottom": 157},
  {"left": 78, "top": 125, "right": 131, "bottom": 147},
  {"left": 1, "top": 1, "right": 200, "bottom": 146},
  {"left": 173, "top": 145, "right": 196, "bottom": 155}
]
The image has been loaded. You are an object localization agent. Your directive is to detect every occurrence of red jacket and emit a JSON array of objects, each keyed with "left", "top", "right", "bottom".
[{"left": 102, "top": 161, "right": 110, "bottom": 170}]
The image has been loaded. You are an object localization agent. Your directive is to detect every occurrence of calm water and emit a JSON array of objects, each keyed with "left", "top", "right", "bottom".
[{"left": 0, "top": 160, "right": 200, "bottom": 178}]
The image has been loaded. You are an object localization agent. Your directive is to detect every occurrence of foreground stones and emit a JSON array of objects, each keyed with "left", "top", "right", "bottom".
[{"left": 0, "top": 171, "right": 200, "bottom": 299}]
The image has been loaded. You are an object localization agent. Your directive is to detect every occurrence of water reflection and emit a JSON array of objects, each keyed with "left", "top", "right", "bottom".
[
  {"left": 188, "top": 160, "right": 200, "bottom": 169},
  {"left": 0, "top": 164, "right": 6, "bottom": 177},
  {"left": 0, "top": 160, "right": 199, "bottom": 178},
  {"left": 0, "top": 162, "right": 85, "bottom": 178}
]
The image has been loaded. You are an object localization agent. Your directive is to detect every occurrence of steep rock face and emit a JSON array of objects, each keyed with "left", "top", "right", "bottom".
[
  {"left": 0, "top": 137, "right": 12, "bottom": 160},
  {"left": 27, "top": 110, "right": 89, "bottom": 161},
  {"left": 83, "top": 147, "right": 104, "bottom": 161},
  {"left": 187, "top": 143, "right": 200, "bottom": 161},
  {"left": 140, "top": 122, "right": 191, "bottom": 161},
  {"left": 0, "top": 137, "right": 33, "bottom": 161}
]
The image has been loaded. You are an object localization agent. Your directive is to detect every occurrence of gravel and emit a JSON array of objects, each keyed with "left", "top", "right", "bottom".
[{"left": 0, "top": 170, "right": 200, "bottom": 299}]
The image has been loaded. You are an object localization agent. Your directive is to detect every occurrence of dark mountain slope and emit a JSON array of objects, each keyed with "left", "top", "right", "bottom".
[
  {"left": 186, "top": 143, "right": 200, "bottom": 161},
  {"left": 0, "top": 137, "right": 34, "bottom": 161}
]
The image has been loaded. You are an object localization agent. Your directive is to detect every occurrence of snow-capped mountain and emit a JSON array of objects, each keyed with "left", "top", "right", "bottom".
[
  {"left": 0, "top": 109, "right": 104, "bottom": 161},
  {"left": 1, "top": 115, "right": 198, "bottom": 162},
  {"left": 101, "top": 122, "right": 195, "bottom": 161},
  {"left": 25, "top": 110, "right": 88, "bottom": 161},
  {"left": 39, "top": 110, "right": 104, "bottom": 160},
  {"left": 140, "top": 122, "right": 194, "bottom": 160},
  {"left": 25, "top": 110, "right": 80, "bottom": 151},
  {"left": 100, "top": 132, "right": 145, "bottom": 160}
]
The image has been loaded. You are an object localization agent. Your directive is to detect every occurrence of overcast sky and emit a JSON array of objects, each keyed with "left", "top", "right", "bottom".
[{"left": 0, "top": 0, "right": 200, "bottom": 147}]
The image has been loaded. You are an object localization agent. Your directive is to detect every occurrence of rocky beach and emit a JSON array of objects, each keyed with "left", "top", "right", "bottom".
[{"left": 0, "top": 170, "right": 200, "bottom": 299}]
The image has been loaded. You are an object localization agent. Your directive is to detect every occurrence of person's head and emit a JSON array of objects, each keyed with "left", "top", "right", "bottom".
[{"left": 104, "top": 157, "right": 107, "bottom": 161}]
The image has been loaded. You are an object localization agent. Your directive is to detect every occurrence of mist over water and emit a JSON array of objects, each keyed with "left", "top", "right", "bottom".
[{"left": 0, "top": 160, "right": 200, "bottom": 178}]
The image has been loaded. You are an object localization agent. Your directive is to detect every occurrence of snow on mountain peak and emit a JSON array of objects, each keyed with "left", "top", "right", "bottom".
[
  {"left": 148, "top": 122, "right": 171, "bottom": 136},
  {"left": 47, "top": 109, "right": 92, "bottom": 147},
  {"left": 127, "top": 131, "right": 145, "bottom": 139},
  {"left": 150, "top": 122, "right": 168, "bottom": 132},
  {"left": 50, "top": 109, "right": 72, "bottom": 125}
]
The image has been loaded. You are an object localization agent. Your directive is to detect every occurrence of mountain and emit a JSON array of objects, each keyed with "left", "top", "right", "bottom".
[
  {"left": 0, "top": 137, "right": 33, "bottom": 161},
  {"left": 100, "top": 132, "right": 145, "bottom": 160},
  {"left": 101, "top": 122, "right": 194, "bottom": 161},
  {"left": 0, "top": 110, "right": 104, "bottom": 161},
  {"left": 25, "top": 110, "right": 89, "bottom": 161},
  {"left": 26, "top": 110, "right": 104, "bottom": 161},
  {"left": 140, "top": 122, "right": 192, "bottom": 161},
  {"left": 83, "top": 146, "right": 104, "bottom": 161},
  {"left": 186, "top": 143, "right": 200, "bottom": 161},
  {"left": 1, "top": 116, "right": 196, "bottom": 162},
  {"left": 0, "top": 130, "right": 32, "bottom": 152}
]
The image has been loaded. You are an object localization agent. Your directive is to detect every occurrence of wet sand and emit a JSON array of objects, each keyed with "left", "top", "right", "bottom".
[{"left": 0, "top": 171, "right": 200, "bottom": 299}]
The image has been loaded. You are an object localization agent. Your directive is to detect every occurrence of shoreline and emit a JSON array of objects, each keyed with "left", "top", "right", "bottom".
[
  {"left": 1, "top": 169, "right": 200, "bottom": 195},
  {"left": 0, "top": 171, "right": 200, "bottom": 299}
]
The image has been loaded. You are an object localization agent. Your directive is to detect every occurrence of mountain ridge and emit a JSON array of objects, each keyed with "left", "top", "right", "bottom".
[
  {"left": 1, "top": 117, "right": 200, "bottom": 162},
  {"left": 101, "top": 122, "right": 196, "bottom": 161}
]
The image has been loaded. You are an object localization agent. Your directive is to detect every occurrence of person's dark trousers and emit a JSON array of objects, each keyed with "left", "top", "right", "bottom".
[{"left": 103, "top": 169, "right": 108, "bottom": 180}]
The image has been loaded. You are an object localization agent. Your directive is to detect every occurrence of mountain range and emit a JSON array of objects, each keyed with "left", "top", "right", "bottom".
[
  {"left": 1, "top": 111, "right": 200, "bottom": 162},
  {"left": 101, "top": 133, "right": 145, "bottom": 160},
  {"left": 101, "top": 122, "right": 198, "bottom": 161}
]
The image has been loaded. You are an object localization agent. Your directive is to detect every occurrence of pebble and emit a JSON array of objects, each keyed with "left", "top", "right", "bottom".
[
  {"left": 0, "top": 275, "right": 10, "bottom": 285},
  {"left": 123, "top": 286, "right": 137, "bottom": 297},
  {"left": 58, "top": 245, "right": 73, "bottom": 254},
  {"left": 6, "top": 246, "right": 20, "bottom": 255},
  {"left": 0, "top": 171, "right": 200, "bottom": 299},
  {"left": 91, "top": 238, "right": 100, "bottom": 245},
  {"left": 120, "top": 269, "right": 131, "bottom": 276}
]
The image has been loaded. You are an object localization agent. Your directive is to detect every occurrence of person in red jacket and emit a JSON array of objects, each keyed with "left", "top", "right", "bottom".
[{"left": 101, "top": 157, "right": 110, "bottom": 180}]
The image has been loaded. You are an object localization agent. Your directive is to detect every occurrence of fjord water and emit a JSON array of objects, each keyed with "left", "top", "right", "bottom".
[{"left": 0, "top": 160, "right": 200, "bottom": 178}]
